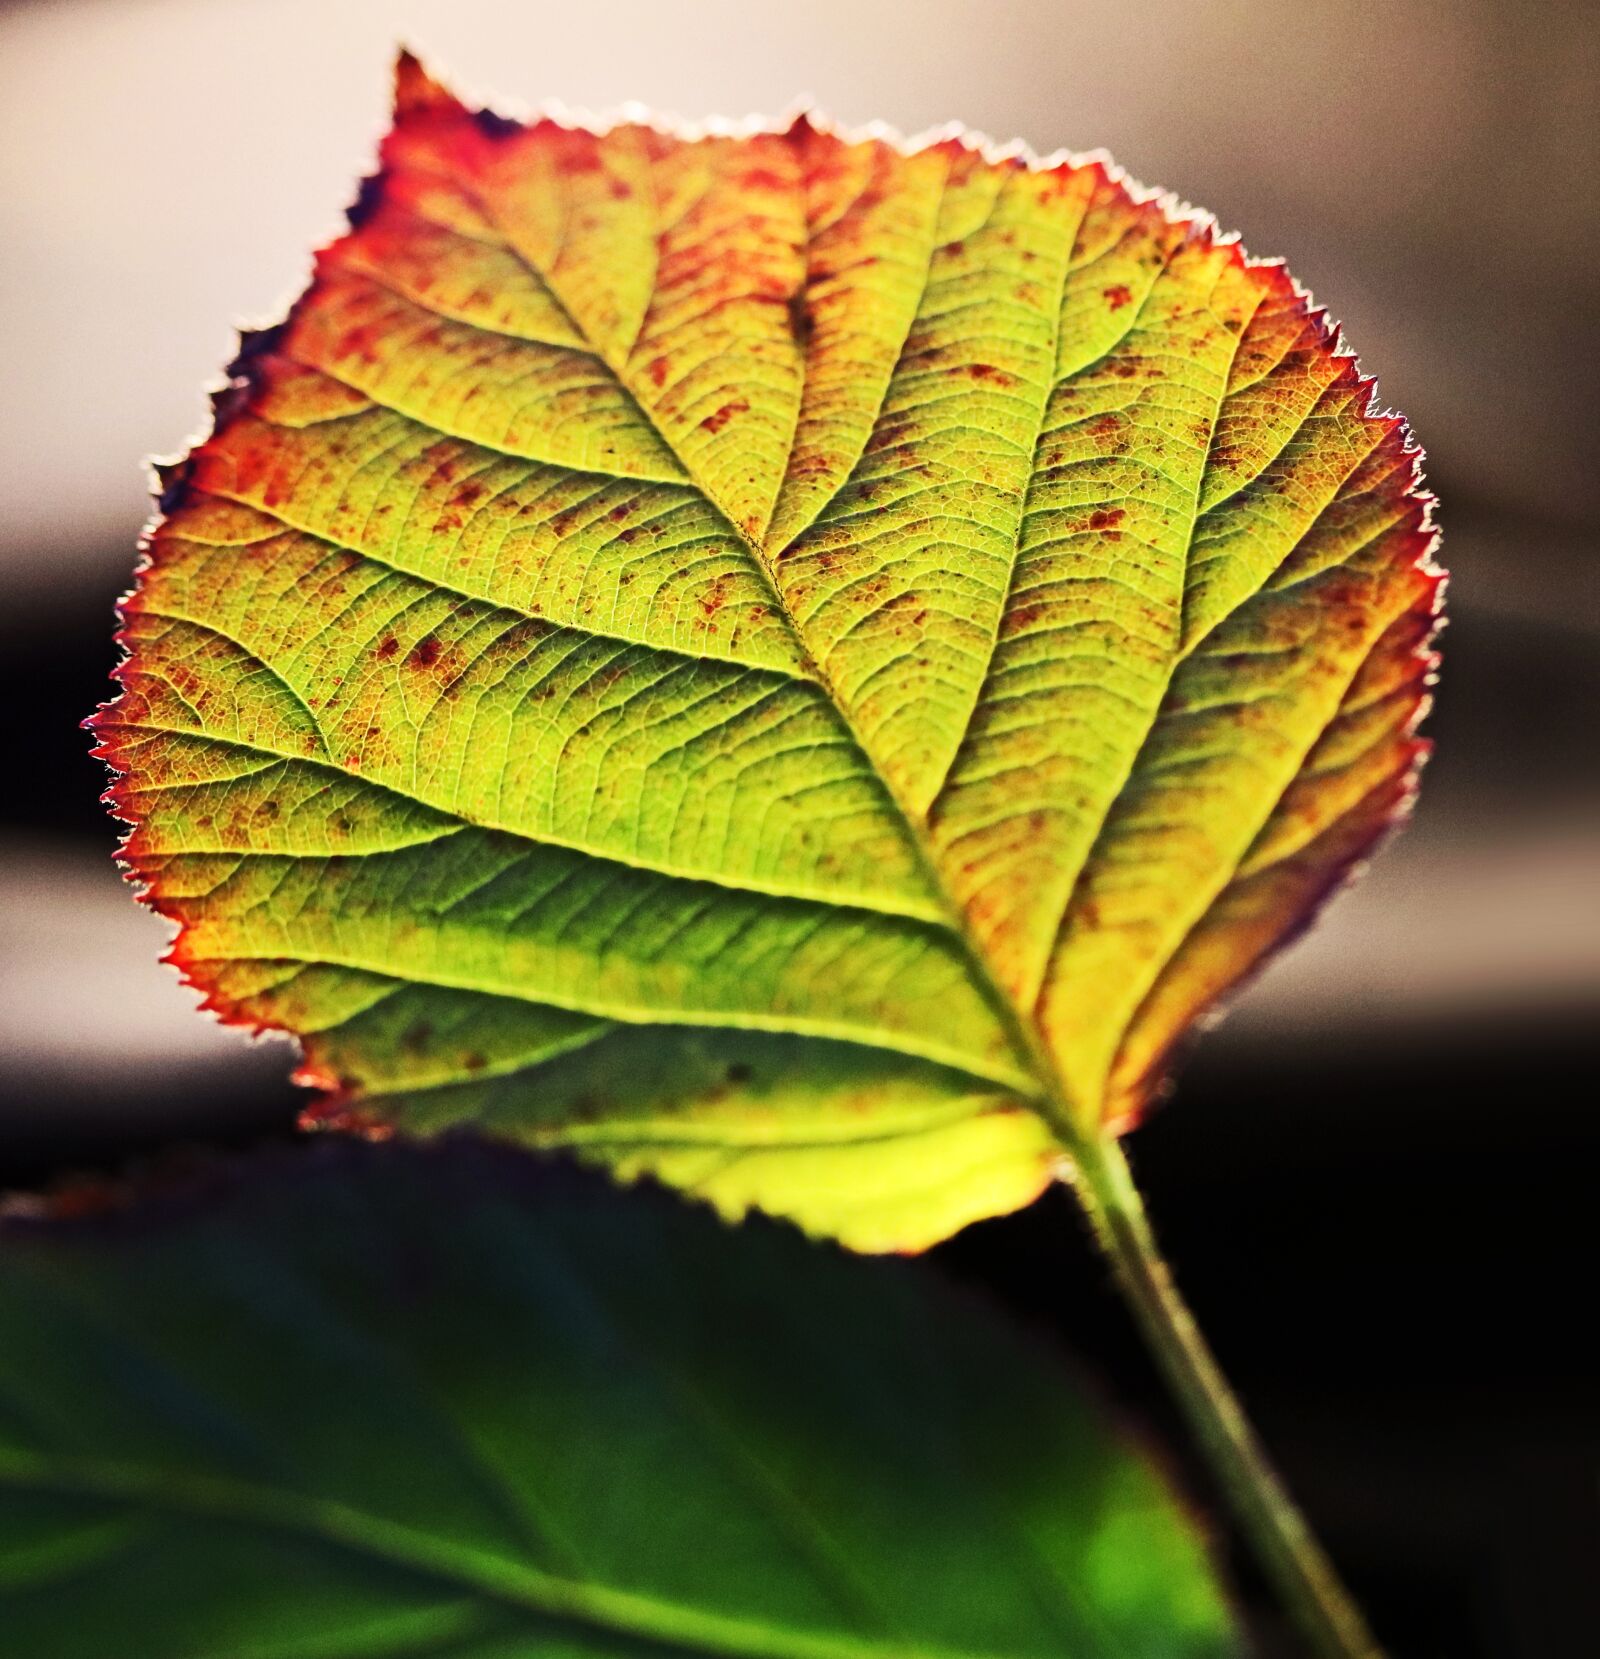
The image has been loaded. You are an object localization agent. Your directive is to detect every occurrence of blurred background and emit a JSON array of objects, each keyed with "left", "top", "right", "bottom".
[{"left": 1, "top": 0, "right": 1595, "bottom": 1652}]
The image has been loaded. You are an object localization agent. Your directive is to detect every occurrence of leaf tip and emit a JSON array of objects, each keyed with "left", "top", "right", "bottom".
[{"left": 392, "top": 46, "right": 455, "bottom": 120}]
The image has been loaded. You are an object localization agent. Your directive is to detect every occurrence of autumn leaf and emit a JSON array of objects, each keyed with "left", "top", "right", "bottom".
[
  {"left": 91, "top": 54, "right": 1441, "bottom": 1252},
  {"left": 0, "top": 1142, "right": 1245, "bottom": 1658}
]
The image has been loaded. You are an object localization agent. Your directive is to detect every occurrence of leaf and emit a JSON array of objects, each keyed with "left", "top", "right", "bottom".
[
  {"left": 0, "top": 1141, "right": 1246, "bottom": 1658},
  {"left": 91, "top": 54, "right": 1442, "bottom": 1250}
]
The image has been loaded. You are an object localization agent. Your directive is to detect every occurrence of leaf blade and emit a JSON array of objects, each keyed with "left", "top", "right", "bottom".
[
  {"left": 94, "top": 57, "right": 1441, "bottom": 1247},
  {"left": 0, "top": 1144, "right": 1245, "bottom": 1657}
]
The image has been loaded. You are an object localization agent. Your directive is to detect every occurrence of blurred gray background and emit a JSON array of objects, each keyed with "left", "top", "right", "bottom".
[{"left": 1, "top": 4, "right": 1596, "bottom": 1653}]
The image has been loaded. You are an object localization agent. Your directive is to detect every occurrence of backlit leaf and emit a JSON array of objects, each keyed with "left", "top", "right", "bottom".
[
  {"left": 92, "top": 55, "right": 1442, "bottom": 1250},
  {"left": 0, "top": 1142, "right": 1244, "bottom": 1658}
]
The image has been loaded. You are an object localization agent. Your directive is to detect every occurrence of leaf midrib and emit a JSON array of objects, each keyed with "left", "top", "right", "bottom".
[
  {"left": 442, "top": 139, "right": 1100, "bottom": 1139},
  {"left": 0, "top": 1450, "right": 1013, "bottom": 1659}
]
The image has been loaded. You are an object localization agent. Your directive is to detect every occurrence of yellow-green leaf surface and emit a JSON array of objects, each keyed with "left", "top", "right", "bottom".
[{"left": 94, "top": 55, "right": 1442, "bottom": 1251}]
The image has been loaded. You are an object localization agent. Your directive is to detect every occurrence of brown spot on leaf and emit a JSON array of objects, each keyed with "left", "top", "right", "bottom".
[
  {"left": 698, "top": 577, "right": 732, "bottom": 618},
  {"left": 787, "top": 290, "right": 814, "bottom": 347},
  {"left": 700, "top": 398, "right": 748, "bottom": 435}
]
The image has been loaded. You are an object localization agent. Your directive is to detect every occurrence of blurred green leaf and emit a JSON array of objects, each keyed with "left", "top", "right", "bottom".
[{"left": 0, "top": 1143, "right": 1243, "bottom": 1656}]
